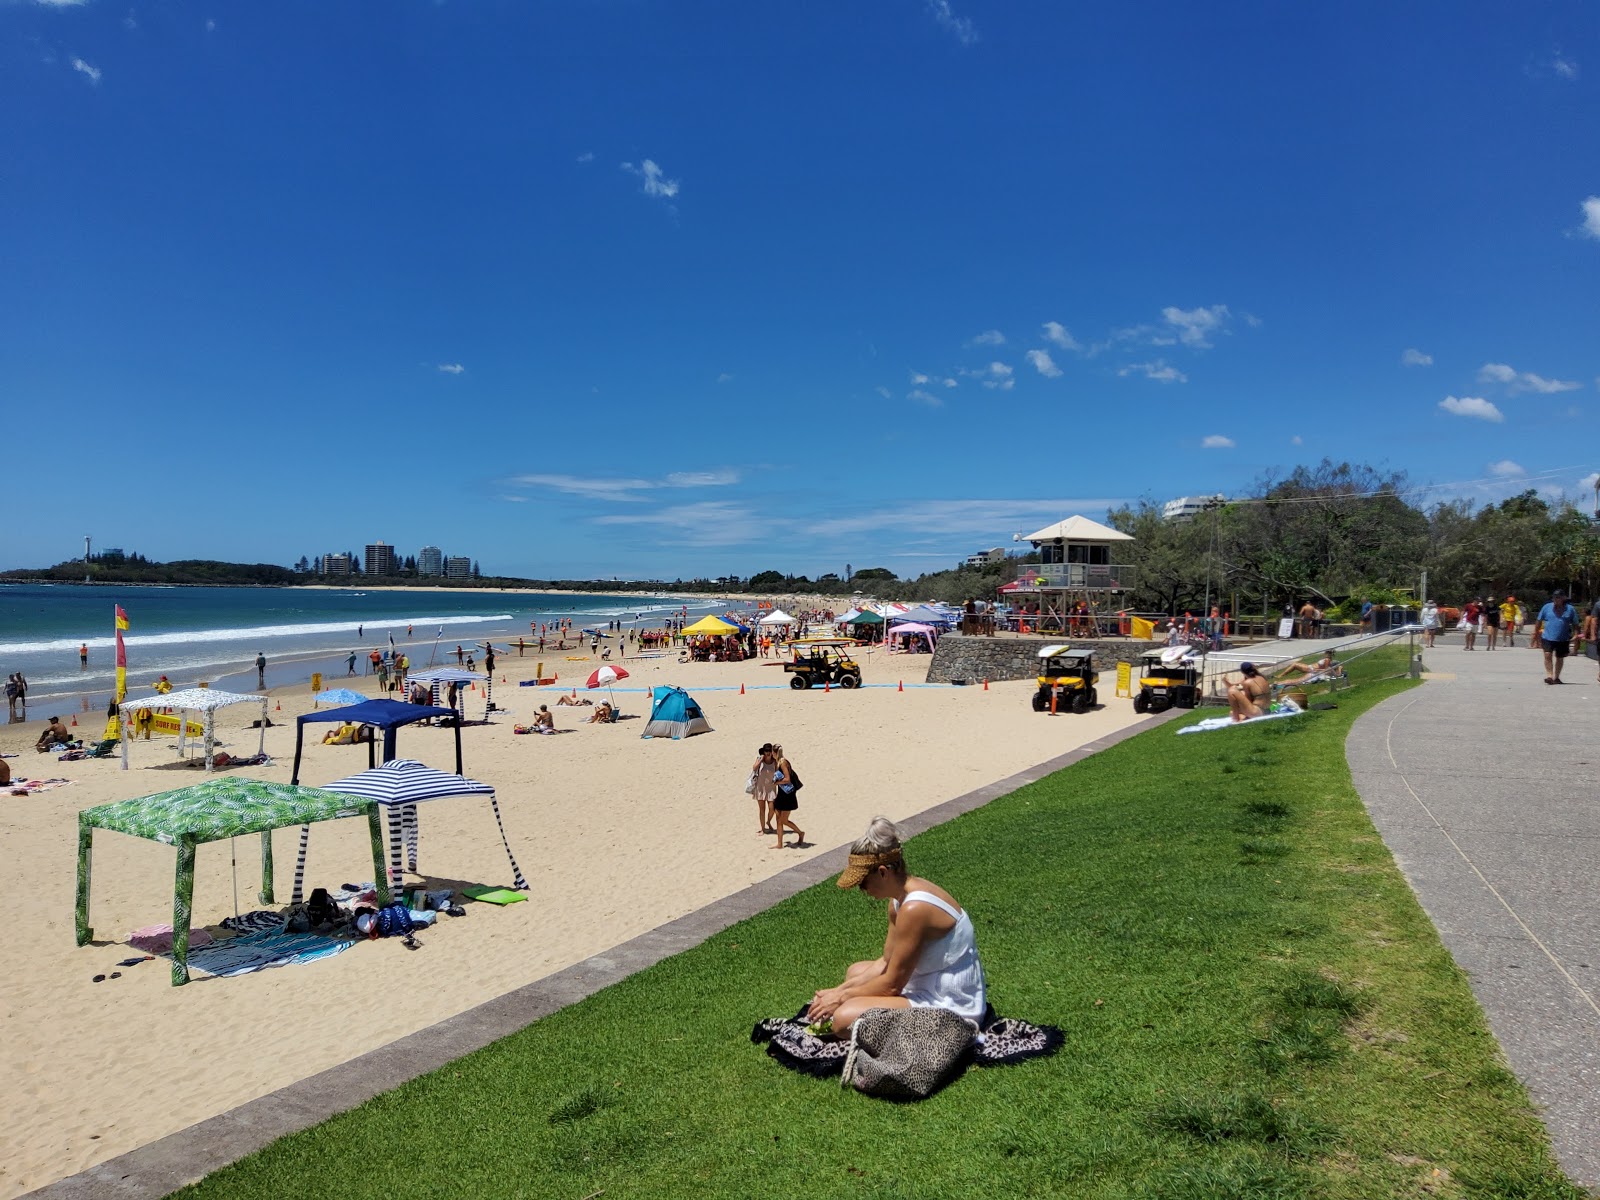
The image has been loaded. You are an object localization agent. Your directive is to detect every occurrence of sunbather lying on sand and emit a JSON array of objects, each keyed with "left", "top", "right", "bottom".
[
  {"left": 1272, "top": 650, "right": 1342, "bottom": 684},
  {"left": 555, "top": 694, "right": 592, "bottom": 706}
]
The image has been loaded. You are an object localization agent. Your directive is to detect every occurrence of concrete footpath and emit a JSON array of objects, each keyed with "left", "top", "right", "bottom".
[{"left": 1348, "top": 639, "right": 1600, "bottom": 1189}]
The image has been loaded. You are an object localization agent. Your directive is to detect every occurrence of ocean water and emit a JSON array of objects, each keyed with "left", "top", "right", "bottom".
[{"left": 0, "top": 583, "right": 704, "bottom": 706}]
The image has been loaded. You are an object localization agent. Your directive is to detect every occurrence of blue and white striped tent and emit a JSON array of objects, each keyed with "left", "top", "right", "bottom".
[
  {"left": 289, "top": 758, "right": 526, "bottom": 901},
  {"left": 641, "top": 686, "right": 713, "bottom": 740}
]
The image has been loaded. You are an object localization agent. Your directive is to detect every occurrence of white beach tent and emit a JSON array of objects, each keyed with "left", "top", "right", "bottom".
[
  {"left": 407, "top": 666, "right": 491, "bottom": 718},
  {"left": 758, "top": 608, "right": 796, "bottom": 626},
  {"left": 114, "top": 687, "right": 269, "bottom": 773}
]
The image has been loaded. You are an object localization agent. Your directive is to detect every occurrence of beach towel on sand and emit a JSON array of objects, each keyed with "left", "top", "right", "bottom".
[
  {"left": 752, "top": 1004, "right": 1062, "bottom": 1091},
  {"left": 163, "top": 931, "right": 353, "bottom": 978}
]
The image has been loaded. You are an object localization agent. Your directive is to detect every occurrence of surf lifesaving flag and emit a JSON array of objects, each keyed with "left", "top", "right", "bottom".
[{"left": 105, "top": 604, "right": 130, "bottom": 741}]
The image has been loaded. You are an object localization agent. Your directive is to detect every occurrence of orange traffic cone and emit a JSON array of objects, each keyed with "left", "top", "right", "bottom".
[
  {"left": 824, "top": 678, "right": 830, "bottom": 693},
  {"left": 739, "top": 682, "right": 745, "bottom": 695},
  {"left": 70, "top": 714, "right": 78, "bottom": 726},
  {"left": 275, "top": 701, "right": 282, "bottom": 711},
  {"left": 898, "top": 680, "right": 904, "bottom": 692},
  {"left": 983, "top": 678, "right": 989, "bottom": 691}
]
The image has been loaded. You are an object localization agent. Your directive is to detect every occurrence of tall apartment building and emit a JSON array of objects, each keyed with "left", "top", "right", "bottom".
[
  {"left": 365, "top": 541, "right": 398, "bottom": 576},
  {"left": 445, "top": 556, "right": 472, "bottom": 579},
  {"left": 323, "top": 552, "right": 353, "bottom": 576},
  {"left": 417, "top": 545, "right": 443, "bottom": 577}
]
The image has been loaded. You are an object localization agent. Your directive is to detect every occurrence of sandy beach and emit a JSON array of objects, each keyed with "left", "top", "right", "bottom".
[{"left": 1, "top": 639, "right": 1150, "bottom": 1197}]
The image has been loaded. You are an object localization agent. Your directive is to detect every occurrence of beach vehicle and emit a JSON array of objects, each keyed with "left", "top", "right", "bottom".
[
  {"left": 1032, "top": 644, "right": 1098, "bottom": 713},
  {"left": 783, "top": 638, "right": 862, "bottom": 690},
  {"left": 1132, "top": 646, "right": 1201, "bottom": 713}
]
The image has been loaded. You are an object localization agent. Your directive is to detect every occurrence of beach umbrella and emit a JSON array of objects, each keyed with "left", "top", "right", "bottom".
[
  {"left": 315, "top": 687, "right": 368, "bottom": 709},
  {"left": 587, "top": 664, "right": 629, "bottom": 706}
]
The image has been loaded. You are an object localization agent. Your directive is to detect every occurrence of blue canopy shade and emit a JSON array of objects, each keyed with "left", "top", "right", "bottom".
[{"left": 291, "top": 698, "right": 463, "bottom": 783}]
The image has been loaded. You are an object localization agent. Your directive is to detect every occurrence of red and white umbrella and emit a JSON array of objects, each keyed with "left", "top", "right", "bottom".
[
  {"left": 586, "top": 664, "right": 629, "bottom": 706},
  {"left": 586, "top": 665, "right": 629, "bottom": 689}
]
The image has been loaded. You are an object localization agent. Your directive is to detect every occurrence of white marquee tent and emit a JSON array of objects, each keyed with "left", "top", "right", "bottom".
[{"left": 114, "top": 688, "right": 269, "bottom": 773}]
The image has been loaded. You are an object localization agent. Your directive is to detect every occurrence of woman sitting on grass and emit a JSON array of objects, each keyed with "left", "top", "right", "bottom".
[{"left": 805, "top": 817, "right": 986, "bottom": 1034}]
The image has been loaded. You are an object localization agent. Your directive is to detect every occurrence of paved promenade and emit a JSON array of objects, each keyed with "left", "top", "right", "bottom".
[{"left": 1348, "top": 639, "right": 1600, "bottom": 1188}]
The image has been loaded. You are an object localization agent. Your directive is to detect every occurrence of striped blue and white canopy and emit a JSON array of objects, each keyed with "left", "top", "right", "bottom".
[{"left": 318, "top": 758, "right": 495, "bottom": 806}]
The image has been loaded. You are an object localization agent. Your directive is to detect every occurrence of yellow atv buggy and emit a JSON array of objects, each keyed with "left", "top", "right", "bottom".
[
  {"left": 783, "top": 638, "right": 863, "bottom": 690},
  {"left": 1032, "top": 645, "right": 1099, "bottom": 713},
  {"left": 1132, "top": 646, "right": 1201, "bottom": 713}
]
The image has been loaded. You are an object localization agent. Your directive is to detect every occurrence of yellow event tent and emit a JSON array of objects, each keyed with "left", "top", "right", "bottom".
[{"left": 682, "top": 615, "right": 738, "bottom": 636}]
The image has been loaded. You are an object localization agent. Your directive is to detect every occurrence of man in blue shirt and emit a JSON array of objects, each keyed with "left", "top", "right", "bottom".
[{"left": 1535, "top": 590, "right": 1579, "bottom": 684}]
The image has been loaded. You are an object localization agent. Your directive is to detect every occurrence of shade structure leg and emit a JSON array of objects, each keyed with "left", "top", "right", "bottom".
[
  {"left": 386, "top": 805, "right": 405, "bottom": 896},
  {"left": 258, "top": 830, "right": 275, "bottom": 904},
  {"left": 75, "top": 818, "right": 94, "bottom": 945},
  {"left": 290, "top": 823, "right": 312, "bottom": 905},
  {"left": 488, "top": 796, "right": 528, "bottom": 890},
  {"left": 402, "top": 802, "right": 419, "bottom": 874},
  {"left": 367, "top": 806, "right": 391, "bottom": 906},
  {"left": 172, "top": 836, "right": 197, "bottom": 986},
  {"left": 203, "top": 710, "right": 215, "bottom": 774}
]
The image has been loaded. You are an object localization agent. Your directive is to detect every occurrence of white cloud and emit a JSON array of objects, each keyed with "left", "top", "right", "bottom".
[
  {"left": 1581, "top": 197, "right": 1600, "bottom": 240},
  {"left": 981, "top": 362, "right": 1013, "bottom": 390},
  {"left": 874, "top": 386, "right": 892, "bottom": 400},
  {"left": 1042, "top": 321, "right": 1081, "bottom": 352},
  {"left": 1552, "top": 55, "right": 1579, "bottom": 80},
  {"left": 1477, "top": 362, "right": 1579, "bottom": 393},
  {"left": 1162, "top": 304, "right": 1230, "bottom": 348},
  {"left": 1579, "top": 472, "right": 1600, "bottom": 492},
  {"left": 71, "top": 57, "right": 101, "bottom": 84},
  {"left": 1025, "top": 349, "right": 1062, "bottom": 378},
  {"left": 1488, "top": 460, "right": 1525, "bottom": 478},
  {"left": 908, "top": 388, "right": 942, "bottom": 406},
  {"left": 122, "top": 10, "right": 136, "bottom": 29},
  {"left": 1439, "top": 395, "right": 1504, "bottom": 422},
  {"left": 968, "top": 330, "right": 1006, "bottom": 346},
  {"left": 910, "top": 371, "right": 930, "bottom": 385},
  {"left": 806, "top": 497, "right": 1125, "bottom": 539},
  {"left": 1401, "top": 348, "right": 1433, "bottom": 367},
  {"left": 437, "top": 362, "right": 465, "bottom": 375},
  {"left": 205, "top": 18, "right": 216, "bottom": 31},
  {"left": 620, "top": 159, "right": 679, "bottom": 200},
  {"left": 715, "top": 372, "right": 732, "bottom": 383},
  {"left": 576, "top": 151, "right": 594, "bottom": 163},
  {"left": 509, "top": 468, "right": 739, "bottom": 502},
  {"left": 925, "top": 0, "right": 978, "bottom": 45},
  {"left": 1201, "top": 435, "right": 1235, "bottom": 449},
  {"left": 941, "top": 377, "right": 957, "bottom": 388},
  {"left": 1118, "top": 359, "right": 1187, "bottom": 384},
  {"left": 35, "top": 0, "right": 89, "bottom": 6},
  {"left": 1291, "top": 435, "right": 1303, "bottom": 445},
  {"left": 592, "top": 501, "right": 765, "bottom": 546}
]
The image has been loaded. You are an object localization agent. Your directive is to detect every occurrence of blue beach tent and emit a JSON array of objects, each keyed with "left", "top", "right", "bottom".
[{"left": 641, "top": 686, "right": 713, "bottom": 740}]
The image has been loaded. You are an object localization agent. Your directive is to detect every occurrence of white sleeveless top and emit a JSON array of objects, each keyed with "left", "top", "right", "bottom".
[{"left": 891, "top": 890, "right": 987, "bottom": 1021}]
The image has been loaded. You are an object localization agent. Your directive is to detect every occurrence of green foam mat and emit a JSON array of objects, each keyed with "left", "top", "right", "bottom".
[{"left": 461, "top": 886, "right": 528, "bottom": 905}]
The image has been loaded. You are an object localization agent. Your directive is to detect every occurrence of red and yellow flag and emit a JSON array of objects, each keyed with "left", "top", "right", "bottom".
[
  {"left": 115, "top": 605, "right": 130, "bottom": 632},
  {"left": 106, "top": 604, "right": 131, "bottom": 741}
]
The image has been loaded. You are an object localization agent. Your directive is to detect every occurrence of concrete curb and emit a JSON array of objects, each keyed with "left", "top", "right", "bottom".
[{"left": 24, "top": 707, "right": 1181, "bottom": 1199}]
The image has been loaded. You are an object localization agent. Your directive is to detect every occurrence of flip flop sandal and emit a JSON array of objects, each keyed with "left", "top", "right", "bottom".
[{"left": 92, "top": 974, "right": 105, "bottom": 982}]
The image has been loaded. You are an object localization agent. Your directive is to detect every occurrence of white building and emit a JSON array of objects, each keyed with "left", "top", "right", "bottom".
[
  {"left": 1161, "top": 494, "right": 1226, "bottom": 522},
  {"left": 417, "top": 546, "right": 443, "bottom": 577},
  {"left": 964, "top": 547, "right": 1007, "bottom": 568},
  {"left": 445, "top": 556, "right": 472, "bottom": 579}
]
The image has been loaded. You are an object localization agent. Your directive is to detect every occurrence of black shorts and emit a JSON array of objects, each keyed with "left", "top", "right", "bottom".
[
  {"left": 773, "top": 789, "right": 798, "bottom": 811},
  {"left": 1545, "top": 639, "right": 1570, "bottom": 659},
  {"left": 1485, "top": 612, "right": 1500, "bottom": 628}
]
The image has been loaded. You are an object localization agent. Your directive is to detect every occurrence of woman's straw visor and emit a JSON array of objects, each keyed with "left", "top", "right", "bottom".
[{"left": 837, "top": 848, "right": 902, "bottom": 888}]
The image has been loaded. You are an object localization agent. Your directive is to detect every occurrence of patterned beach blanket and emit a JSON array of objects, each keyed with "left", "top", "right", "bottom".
[
  {"left": 220, "top": 910, "right": 286, "bottom": 935},
  {"left": 168, "top": 931, "right": 354, "bottom": 978},
  {"left": 752, "top": 1005, "right": 1063, "bottom": 1080},
  {"left": 129, "top": 923, "right": 214, "bottom": 954},
  {"left": 9, "top": 777, "right": 74, "bottom": 795}
]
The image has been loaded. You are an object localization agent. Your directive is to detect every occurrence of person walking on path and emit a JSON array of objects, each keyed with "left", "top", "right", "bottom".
[
  {"left": 346, "top": 651, "right": 358, "bottom": 676},
  {"left": 1500, "top": 596, "right": 1519, "bottom": 647},
  {"left": 255, "top": 652, "right": 267, "bottom": 690},
  {"left": 771, "top": 744, "right": 806, "bottom": 850},
  {"left": 1462, "top": 599, "right": 1480, "bottom": 650},
  {"left": 1534, "top": 590, "right": 1579, "bottom": 684},
  {"left": 5, "top": 674, "right": 19, "bottom": 723},
  {"left": 1484, "top": 595, "right": 1502, "bottom": 651},
  {"left": 1421, "top": 599, "right": 1440, "bottom": 648},
  {"left": 749, "top": 743, "right": 779, "bottom": 834}
]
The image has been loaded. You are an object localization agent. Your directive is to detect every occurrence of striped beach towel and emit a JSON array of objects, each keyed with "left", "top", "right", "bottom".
[{"left": 172, "top": 931, "right": 354, "bottom": 978}]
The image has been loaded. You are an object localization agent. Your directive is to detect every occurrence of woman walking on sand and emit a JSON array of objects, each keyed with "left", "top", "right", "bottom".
[
  {"left": 771, "top": 744, "right": 806, "bottom": 850},
  {"left": 749, "top": 743, "right": 779, "bottom": 834}
]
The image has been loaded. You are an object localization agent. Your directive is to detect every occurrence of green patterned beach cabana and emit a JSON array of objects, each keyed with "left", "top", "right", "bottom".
[{"left": 76, "top": 779, "right": 391, "bottom": 986}]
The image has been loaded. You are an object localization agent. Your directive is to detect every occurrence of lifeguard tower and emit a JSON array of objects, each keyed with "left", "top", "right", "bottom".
[{"left": 1005, "top": 516, "right": 1136, "bottom": 635}]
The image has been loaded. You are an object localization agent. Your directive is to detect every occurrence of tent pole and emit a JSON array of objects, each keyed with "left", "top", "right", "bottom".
[
  {"left": 203, "top": 709, "right": 215, "bottom": 774},
  {"left": 488, "top": 794, "right": 528, "bottom": 890},
  {"left": 291, "top": 824, "right": 312, "bottom": 905},
  {"left": 75, "top": 816, "right": 94, "bottom": 945},
  {"left": 386, "top": 805, "right": 404, "bottom": 897},
  {"left": 368, "top": 738, "right": 376, "bottom": 769},
  {"left": 368, "top": 805, "right": 391, "bottom": 906},
  {"left": 290, "top": 718, "right": 305, "bottom": 785},
  {"left": 259, "top": 830, "right": 275, "bottom": 904},
  {"left": 454, "top": 722, "right": 462, "bottom": 775},
  {"left": 172, "top": 836, "right": 197, "bottom": 986},
  {"left": 257, "top": 698, "right": 266, "bottom": 758}
]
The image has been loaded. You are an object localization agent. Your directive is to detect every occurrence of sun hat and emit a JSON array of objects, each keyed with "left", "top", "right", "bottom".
[{"left": 837, "top": 847, "right": 903, "bottom": 889}]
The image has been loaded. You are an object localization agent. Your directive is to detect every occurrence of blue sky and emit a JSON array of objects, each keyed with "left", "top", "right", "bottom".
[{"left": 3, "top": 1, "right": 1596, "bottom": 581}]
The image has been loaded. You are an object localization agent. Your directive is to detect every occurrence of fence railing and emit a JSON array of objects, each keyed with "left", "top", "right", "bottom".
[{"left": 1013, "top": 562, "right": 1136, "bottom": 590}]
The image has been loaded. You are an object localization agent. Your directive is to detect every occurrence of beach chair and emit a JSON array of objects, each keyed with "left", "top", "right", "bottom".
[{"left": 85, "top": 738, "right": 120, "bottom": 759}]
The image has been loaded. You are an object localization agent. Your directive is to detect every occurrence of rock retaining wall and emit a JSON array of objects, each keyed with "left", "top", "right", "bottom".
[{"left": 924, "top": 634, "right": 1162, "bottom": 684}]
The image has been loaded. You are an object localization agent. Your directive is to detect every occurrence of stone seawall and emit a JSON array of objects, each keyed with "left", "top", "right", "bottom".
[{"left": 925, "top": 635, "right": 1162, "bottom": 684}]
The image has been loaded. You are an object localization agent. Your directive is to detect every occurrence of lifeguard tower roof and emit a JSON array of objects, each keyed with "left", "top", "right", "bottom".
[{"left": 1023, "top": 516, "right": 1133, "bottom": 543}]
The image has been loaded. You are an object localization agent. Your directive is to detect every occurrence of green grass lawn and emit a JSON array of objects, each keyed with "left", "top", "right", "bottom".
[{"left": 177, "top": 647, "right": 1584, "bottom": 1200}]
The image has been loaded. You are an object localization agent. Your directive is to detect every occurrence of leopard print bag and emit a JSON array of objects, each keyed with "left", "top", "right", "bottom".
[{"left": 841, "top": 1006, "right": 977, "bottom": 1100}]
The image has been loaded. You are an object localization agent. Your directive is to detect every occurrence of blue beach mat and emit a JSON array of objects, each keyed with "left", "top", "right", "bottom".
[{"left": 164, "top": 931, "right": 355, "bottom": 977}]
